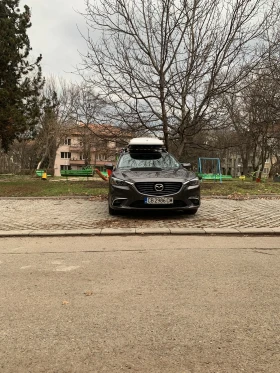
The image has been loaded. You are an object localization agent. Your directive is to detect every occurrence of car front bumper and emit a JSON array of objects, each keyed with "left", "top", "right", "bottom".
[{"left": 108, "top": 182, "right": 200, "bottom": 211}]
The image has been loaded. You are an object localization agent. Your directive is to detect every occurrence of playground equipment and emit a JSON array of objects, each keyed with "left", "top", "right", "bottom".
[
  {"left": 36, "top": 169, "right": 51, "bottom": 178},
  {"left": 95, "top": 168, "right": 109, "bottom": 181},
  {"left": 198, "top": 157, "right": 232, "bottom": 182}
]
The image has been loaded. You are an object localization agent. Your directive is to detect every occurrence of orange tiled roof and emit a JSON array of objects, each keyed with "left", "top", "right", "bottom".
[{"left": 69, "top": 123, "right": 131, "bottom": 139}]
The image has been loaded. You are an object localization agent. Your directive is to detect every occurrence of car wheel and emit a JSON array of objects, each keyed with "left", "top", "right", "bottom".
[
  {"left": 184, "top": 209, "right": 198, "bottom": 215},
  {"left": 109, "top": 205, "right": 118, "bottom": 216}
]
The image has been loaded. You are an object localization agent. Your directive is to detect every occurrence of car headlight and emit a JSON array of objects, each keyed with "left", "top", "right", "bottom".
[
  {"left": 186, "top": 178, "right": 200, "bottom": 186},
  {"left": 111, "top": 177, "right": 131, "bottom": 186}
]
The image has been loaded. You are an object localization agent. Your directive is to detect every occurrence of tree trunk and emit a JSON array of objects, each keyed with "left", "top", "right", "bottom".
[{"left": 37, "top": 149, "right": 48, "bottom": 170}]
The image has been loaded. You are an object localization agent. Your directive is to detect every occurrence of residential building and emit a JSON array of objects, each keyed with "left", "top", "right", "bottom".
[{"left": 54, "top": 123, "right": 129, "bottom": 176}]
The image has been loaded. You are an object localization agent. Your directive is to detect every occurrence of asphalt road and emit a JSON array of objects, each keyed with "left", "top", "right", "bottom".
[{"left": 0, "top": 236, "right": 279, "bottom": 373}]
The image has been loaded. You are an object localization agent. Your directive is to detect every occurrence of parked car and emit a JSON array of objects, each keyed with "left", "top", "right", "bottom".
[{"left": 105, "top": 137, "right": 200, "bottom": 215}]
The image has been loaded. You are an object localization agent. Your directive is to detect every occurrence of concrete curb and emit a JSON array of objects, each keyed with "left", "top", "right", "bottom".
[
  {"left": 0, "top": 228, "right": 280, "bottom": 237},
  {"left": 0, "top": 196, "right": 92, "bottom": 200}
]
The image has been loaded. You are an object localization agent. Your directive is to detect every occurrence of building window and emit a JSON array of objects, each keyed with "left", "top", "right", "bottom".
[
  {"left": 60, "top": 165, "right": 71, "bottom": 170},
  {"left": 61, "top": 152, "right": 71, "bottom": 159},
  {"left": 64, "top": 138, "right": 71, "bottom": 145},
  {"left": 79, "top": 154, "right": 85, "bottom": 160},
  {"left": 96, "top": 153, "right": 106, "bottom": 161}
]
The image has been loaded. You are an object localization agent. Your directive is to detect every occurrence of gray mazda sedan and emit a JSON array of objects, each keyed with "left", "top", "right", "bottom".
[{"left": 106, "top": 138, "right": 200, "bottom": 215}]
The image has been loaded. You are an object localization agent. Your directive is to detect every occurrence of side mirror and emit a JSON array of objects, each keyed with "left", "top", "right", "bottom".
[
  {"left": 181, "top": 162, "right": 192, "bottom": 170},
  {"left": 104, "top": 163, "right": 114, "bottom": 171}
]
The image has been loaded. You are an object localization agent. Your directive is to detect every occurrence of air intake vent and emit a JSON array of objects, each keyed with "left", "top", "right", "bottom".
[
  {"left": 135, "top": 182, "right": 182, "bottom": 196},
  {"left": 130, "top": 200, "right": 186, "bottom": 208}
]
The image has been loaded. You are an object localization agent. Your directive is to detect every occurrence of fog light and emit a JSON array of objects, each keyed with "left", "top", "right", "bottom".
[
  {"left": 188, "top": 197, "right": 200, "bottom": 206},
  {"left": 112, "top": 198, "right": 127, "bottom": 206}
]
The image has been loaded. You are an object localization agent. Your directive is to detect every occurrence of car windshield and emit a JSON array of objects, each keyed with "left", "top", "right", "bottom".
[{"left": 118, "top": 152, "right": 180, "bottom": 170}]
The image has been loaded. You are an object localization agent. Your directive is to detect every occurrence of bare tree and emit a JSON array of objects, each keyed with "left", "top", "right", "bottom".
[
  {"left": 35, "top": 77, "right": 77, "bottom": 170},
  {"left": 221, "top": 70, "right": 280, "bottom": 177},
  {"left": 0, "top": 139, "right": 37, "bottom": 174},
  {"left": 70, "top": 82, "right": 113, "bottom": 165},
  {"left": 78, "top": 0, "right": 279, "bottom": 157},
  {"left": 71, "top": 82, "right": 106, "bottom": 126},
  {"left": 70, "top": 82, "right": 133, "bottom": 165}
]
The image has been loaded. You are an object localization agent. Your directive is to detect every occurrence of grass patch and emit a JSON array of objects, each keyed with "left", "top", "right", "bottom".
[
  {"left": 200, "top": 180, "right": 280, "bottom": 196},
  {"left": 1, "top": 175, "right": 280, "bottom": 197},
  {"left": 0, "top": 176, "right": 109, "bottom": 197}
]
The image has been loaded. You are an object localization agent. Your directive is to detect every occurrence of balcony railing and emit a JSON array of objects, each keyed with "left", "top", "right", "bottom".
[
  {"left": 70, "top": 146, "right": 101, "bottom": 152},
  {"left": 69, "top": 159, "right": 86, "bottom": 165},
  {"left": 69, "top": 145, "right": 82, "bottom": 151}
]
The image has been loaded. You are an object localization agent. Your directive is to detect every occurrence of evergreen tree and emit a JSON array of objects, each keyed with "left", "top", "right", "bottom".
[{"left": 0, "top": 0, "right": 44, "bottom": 151}]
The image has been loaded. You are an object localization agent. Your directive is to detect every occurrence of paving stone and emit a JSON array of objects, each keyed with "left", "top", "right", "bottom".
[
  {"left": 63, "top": 229, "right": 101, "bottom": 236},
  {"left": 1, "top": 198, "right": 280, "bottom": 232},
  {"left": 0, "top": 230, "right": 32, "bottom": 236},
  {"left": 100, "top": 228, "right": 136, "bottom": 235},
  {"left": 169, "top": 228, "right": 205, "bottom": 235},
  {"left": 204, "top": 228, "right": 240, "bottom": 234},
  {"left": 29, "top": 230, "right": 68, "bottom": 236},
  {"left": 135, "top": 228, "right": 171, "bottom": 234},
  {"left": 237, "top": 228, "right": 275, "bottom": 234}
]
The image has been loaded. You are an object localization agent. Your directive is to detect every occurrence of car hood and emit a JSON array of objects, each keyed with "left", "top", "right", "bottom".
[{"left": 113, "top": 168, "right": 196, "bottom": 183}]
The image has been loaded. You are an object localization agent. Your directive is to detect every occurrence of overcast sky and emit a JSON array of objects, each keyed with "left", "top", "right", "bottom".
[{"left": 25, "top": 0, "right": 88, "bottom": 81}]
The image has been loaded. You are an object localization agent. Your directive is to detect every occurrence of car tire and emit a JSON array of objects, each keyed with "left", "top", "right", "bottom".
[
  {"left": 109, "top": 205, "right": 118, "bottom": 216},
  {"left": 184, "top": 209, "right": 198, "bottom": 215}
]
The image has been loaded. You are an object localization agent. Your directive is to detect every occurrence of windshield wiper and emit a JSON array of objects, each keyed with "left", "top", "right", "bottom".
[{"left": 130, "top": 167, "right": 162, "bottom": 171}]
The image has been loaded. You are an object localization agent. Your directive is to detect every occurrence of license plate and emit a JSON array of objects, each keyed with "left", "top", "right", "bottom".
[{"left": 144, "top": 197, "right": 173, "bottom": 204}]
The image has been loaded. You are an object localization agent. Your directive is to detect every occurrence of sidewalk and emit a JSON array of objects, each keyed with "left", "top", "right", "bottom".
[{"left": 1, "top": 197, "right": 280, "bottom": 236}]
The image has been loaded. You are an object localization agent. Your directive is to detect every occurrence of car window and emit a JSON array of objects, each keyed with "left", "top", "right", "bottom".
[{"left": 118, "top": 152, "right": 180, "bottom": 170}]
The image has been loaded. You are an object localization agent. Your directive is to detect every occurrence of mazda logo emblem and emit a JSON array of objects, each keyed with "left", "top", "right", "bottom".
[{"left": 154, "top": 183, "right": 164, "bottom": 191}]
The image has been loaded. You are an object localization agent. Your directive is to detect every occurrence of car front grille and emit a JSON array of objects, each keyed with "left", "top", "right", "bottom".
[{"left": 134, "top": 182, "right": 182, "bottom": 196}]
